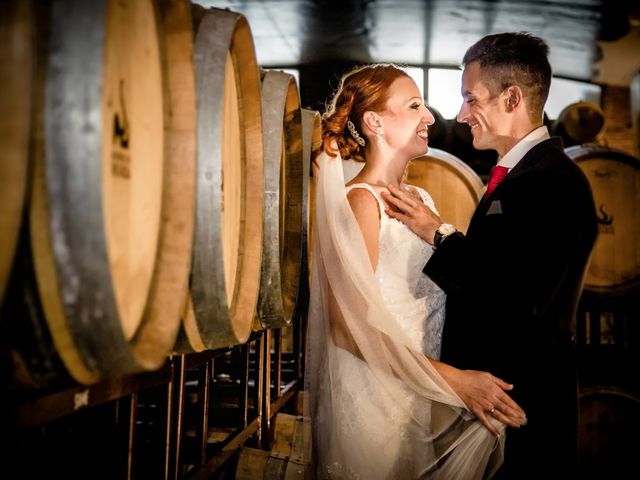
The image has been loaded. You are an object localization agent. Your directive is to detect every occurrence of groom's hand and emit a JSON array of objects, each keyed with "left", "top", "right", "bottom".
[
  {"left": 380, "top": 184, "right": 442, "bottom": 245},
  {"left": 455, "top": 370, "right": 528, "bottom": 435},
  {"left": 432, "top": 360, "right": 528, "bottom": 436}
]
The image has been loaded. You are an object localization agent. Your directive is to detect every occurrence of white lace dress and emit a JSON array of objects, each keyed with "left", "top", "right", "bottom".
[
  {"left": 316, "top": 183, "right": 447, "bottom": 480},
  {"left": 360, "top": 184, "right": 446, "bottom": 360}
]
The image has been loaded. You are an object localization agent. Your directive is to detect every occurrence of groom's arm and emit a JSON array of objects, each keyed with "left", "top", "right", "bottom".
[{"left": 422, "top": 231, "right": 470, "bottom": 294}]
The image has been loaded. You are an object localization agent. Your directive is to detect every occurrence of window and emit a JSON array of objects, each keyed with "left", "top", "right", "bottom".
[
  {"left": 400, "top": 66, "right": 425, "bottom": 100},
  {"left": 427, "top": 68, "right": 463, "bottom": 119},
  {"left": 425, "top": 67, "right": 602, "bottom": 121}
]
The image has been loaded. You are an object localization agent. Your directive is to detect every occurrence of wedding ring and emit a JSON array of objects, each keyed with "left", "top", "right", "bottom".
[{"left": 489, "top": 407, "right": 496, "bottom": 414}]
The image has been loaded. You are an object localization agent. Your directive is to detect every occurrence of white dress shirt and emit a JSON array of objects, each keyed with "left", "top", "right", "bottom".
[{"left": 497, "top": 125, "right": 551, "bottom": 172}]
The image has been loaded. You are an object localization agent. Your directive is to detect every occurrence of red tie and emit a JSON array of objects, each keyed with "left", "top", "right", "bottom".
[{"left": 484, "top": 165, "right": 509, "bottom": 198}]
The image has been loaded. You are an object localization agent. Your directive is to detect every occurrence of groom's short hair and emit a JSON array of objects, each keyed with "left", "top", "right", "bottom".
[{"left": 463, "top": 32, "right": 551, "bottom": 120}]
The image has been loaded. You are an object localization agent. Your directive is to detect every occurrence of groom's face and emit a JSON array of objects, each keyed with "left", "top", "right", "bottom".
[{"left": 457, "top": 62, "right": 511, "bottom": 156}]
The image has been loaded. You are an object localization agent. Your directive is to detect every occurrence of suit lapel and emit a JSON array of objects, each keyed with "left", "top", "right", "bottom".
[
  {"left": 466, "top": 137, "right": 564, "bottom": 236},
  {"left": 498, "top": 137, "right": 563, "bottom": 184}
]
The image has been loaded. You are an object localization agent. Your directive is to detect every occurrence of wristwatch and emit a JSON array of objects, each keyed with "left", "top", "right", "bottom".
[{"left": 433, "top": 223, "right": 457, "bottom": 248}]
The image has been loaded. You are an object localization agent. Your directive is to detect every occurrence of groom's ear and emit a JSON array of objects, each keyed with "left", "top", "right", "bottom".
[
  {"left": 362, "top": 110, "right": 383, "bottom": 135},
  {"left": 504, "top": 85, "right": 523, "bottom": 112}
]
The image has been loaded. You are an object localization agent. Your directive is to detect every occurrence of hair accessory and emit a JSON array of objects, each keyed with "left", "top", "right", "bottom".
[{"left": 347, "top": 120, "right": 366, "bottom": 147}]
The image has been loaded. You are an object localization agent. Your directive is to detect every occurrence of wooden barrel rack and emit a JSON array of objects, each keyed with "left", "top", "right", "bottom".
[
  {"left": 2, "top": 1, "right": 638, "bottom": 478},
  {"left": 4, "top": 321, "right": 307, "bottom": 479},
  {"left": 1, "top": 3, "right": 310, "bottom": 478}
]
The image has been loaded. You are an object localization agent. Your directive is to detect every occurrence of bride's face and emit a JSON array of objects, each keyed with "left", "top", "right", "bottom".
[{"left": 379, "top": 77, "right": 434, "bottom": 159}]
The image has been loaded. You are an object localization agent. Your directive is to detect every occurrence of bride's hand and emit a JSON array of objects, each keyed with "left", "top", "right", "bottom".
[{"left": 453, "top": 369, "right": 528, "bottom": 435}]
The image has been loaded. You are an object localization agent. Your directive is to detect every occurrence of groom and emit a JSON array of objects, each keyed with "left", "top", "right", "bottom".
[{"left": 382, "top": 32, "right": 597, "bottom": 479}]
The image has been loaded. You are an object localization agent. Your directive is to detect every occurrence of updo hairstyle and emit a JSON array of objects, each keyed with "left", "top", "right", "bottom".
[{"left": 322, "top": 64, "right": 409, "bottom": 162}]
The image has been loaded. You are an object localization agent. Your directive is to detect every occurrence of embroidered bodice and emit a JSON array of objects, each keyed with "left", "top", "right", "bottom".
[{"left": 345, "top": 183, "right": 446, "bottom": 359}]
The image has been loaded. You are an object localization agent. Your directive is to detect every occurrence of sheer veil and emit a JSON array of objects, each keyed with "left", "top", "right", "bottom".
[{"left": 304, "top": 149, "right": 505, "bottom": 479}]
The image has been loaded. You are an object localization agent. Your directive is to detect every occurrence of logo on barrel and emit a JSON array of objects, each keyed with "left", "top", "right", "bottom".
[{"left": 596, "top": 204, "right": 613, "bottom": 234}]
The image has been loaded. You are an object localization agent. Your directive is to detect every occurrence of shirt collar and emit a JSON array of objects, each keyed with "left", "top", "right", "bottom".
[{"left": 497, "top": 126, "right": 550, "bottom": 170}]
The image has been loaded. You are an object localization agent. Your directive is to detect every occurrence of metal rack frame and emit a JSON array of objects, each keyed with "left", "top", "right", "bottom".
[{"left": 7, "top": 314, "right": 306, "bottom": 480}]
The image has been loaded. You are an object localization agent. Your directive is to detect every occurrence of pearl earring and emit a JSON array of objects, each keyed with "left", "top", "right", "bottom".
[{"left": 376, "top": 128, "right": 384, "bottom": 145}]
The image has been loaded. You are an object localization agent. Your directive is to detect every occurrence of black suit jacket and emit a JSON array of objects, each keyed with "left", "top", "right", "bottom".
[{"left": 424, "top": 137, "right": 597, "bottom": 479}]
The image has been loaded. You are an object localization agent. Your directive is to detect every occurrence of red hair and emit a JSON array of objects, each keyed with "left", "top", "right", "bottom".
[{"left": 322, "top": 64, "right": 409, "bottom": 162}]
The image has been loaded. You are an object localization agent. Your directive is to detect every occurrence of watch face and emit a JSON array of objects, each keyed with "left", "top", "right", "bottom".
[{"left": 439, "top": 224, "right": 456, "bottom": 235}]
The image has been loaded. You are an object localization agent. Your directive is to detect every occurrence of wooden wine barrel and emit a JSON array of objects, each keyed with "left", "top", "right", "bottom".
[
  {"left": 406, "top": 148, "right": 484, "bottom": 234},
  {"left": 565, "top": 145, "right": 640, "bottom": 295},
  {"left": 24, "top": 0, "right": 195, "bottom": 385},
  {"left": 632, "top": 72, "right": 640, "bottom": 158},
  {"left": 0, "top": 0, "right": 32, "bottom": 304},
  {"left": 4, "top": 1, "right": 76, "bottom": 391},
  {"left": 181, "top": 7, "right": 264, "bottom": 351},
  {"left": 554, "top": 101, "right": 605, "bottom": 145},
  {"left": 236, "top": 413, "right": 310, "bottom": 480},
  {"left": 578, "top": 386, "right": 640, "bottom": 478},
  {"left": 286, "top": 107, "right": 318, "bottom": 322},
  {"left": 136, "top": 0, "right": 195, "bottom": 364},
  {"left": 255, "top": 70, "right": 303, "bottom": 329},
  {"left": 302, "top": 109, "right": 322, "bottom": 282}
]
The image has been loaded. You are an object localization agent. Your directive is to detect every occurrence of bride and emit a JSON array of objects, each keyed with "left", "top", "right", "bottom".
[{"left": 305, "top": 64, "right": 526, "bottom": 479}]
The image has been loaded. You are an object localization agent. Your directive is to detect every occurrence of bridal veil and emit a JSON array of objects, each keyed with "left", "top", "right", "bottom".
[{"left": 304, "top": 150, "right": 505, "bottom": 479}]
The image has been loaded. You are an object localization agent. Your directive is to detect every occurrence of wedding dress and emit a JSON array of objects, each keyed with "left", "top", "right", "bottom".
[{"left": 305, "top": 150, "right": 504, "bottom": 479}]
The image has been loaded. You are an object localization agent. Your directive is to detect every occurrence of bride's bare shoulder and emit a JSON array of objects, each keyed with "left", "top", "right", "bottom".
[{"left": 346, "top": 185, "right": 382, "bottom": 221}]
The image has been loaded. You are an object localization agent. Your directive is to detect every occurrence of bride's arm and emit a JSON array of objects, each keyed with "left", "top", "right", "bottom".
[
  {"left": 347, "top": 188, "right": 380, "bottom": 269},
  {"left": 430, "top": 358, "right": 528, "bottom": 435}
]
